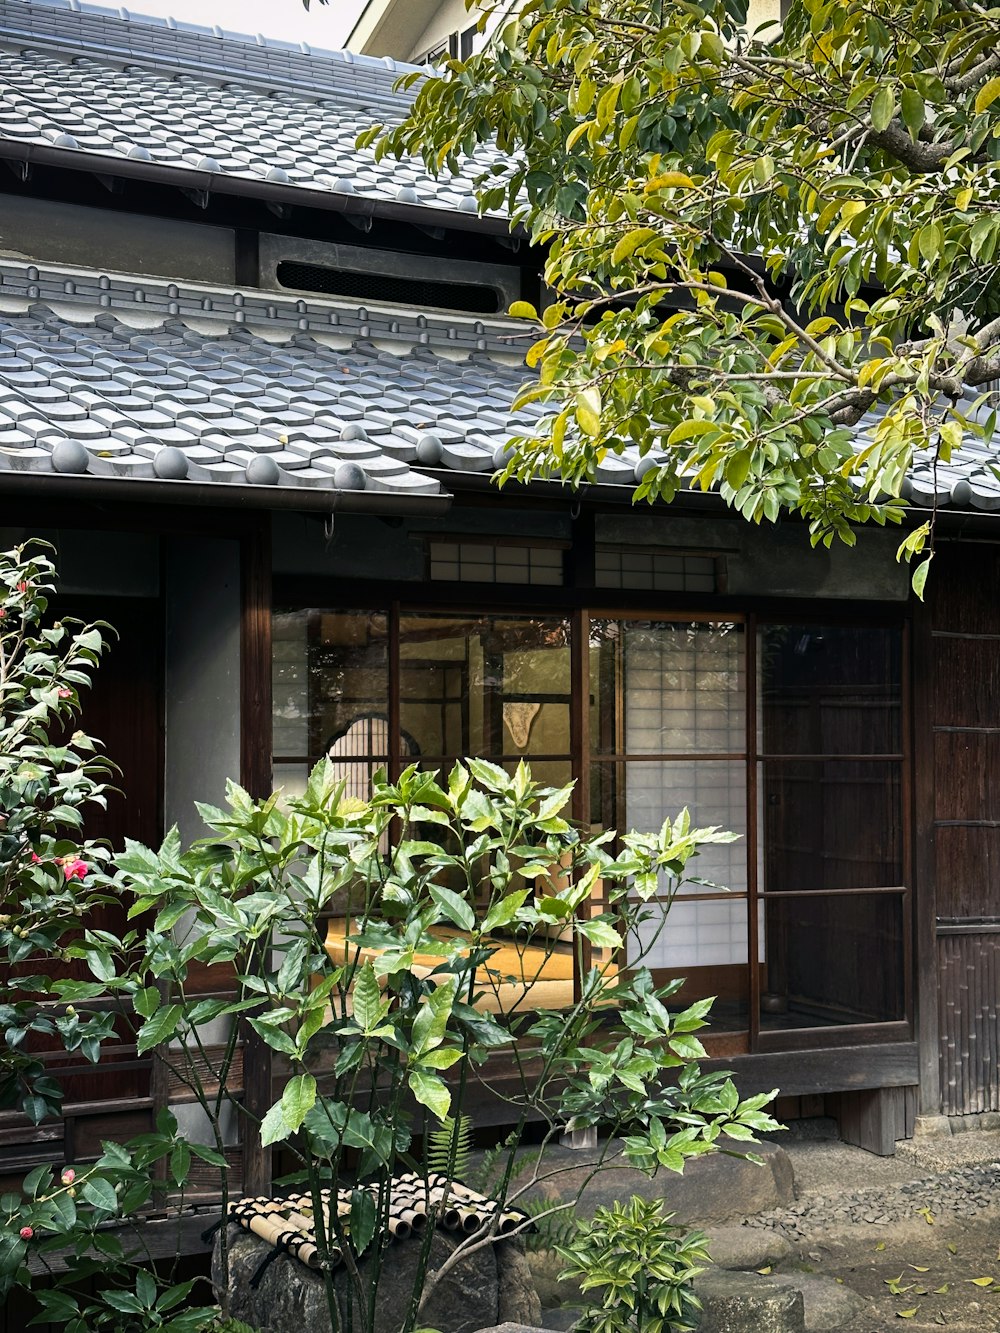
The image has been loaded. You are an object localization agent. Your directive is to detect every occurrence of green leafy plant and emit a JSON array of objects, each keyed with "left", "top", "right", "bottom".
[
  {"left": 557, "top": 1197, "right": 711, "bottom": 1333},
  {"left": 367, "top": 0, "right": 1000, "bottom": 593},
  {"left": 108, "top": 760, "right": 779, "bottom": 1331},
  {"left": 0, "top": 542, "right": 781, "bottom": 1332},
  {"left": 0, "top": 540, "right": 117, "bottom": 1124}
]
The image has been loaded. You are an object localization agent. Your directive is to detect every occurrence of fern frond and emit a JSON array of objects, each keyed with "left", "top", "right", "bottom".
[{"left": 426, "top": 1114, "right": 474, "bottom": 1180}]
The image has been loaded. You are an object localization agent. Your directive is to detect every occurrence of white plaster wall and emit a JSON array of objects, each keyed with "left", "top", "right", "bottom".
[
  {"left": 408, "top": 0, "right": 505, "bottom": 60},
  {"left": 163, "top": 537, "right": 241, "bottom": 844},
  {"left": 408, "top": 0, "right": 783, "bottom": 61}
]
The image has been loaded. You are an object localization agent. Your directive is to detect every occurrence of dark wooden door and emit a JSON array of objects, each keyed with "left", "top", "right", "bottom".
[{"left": 0, "top": 596, "right": 164, "bottom": 1186}]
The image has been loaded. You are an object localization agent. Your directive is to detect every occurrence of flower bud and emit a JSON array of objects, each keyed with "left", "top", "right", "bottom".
[
  {"left": 19, "top": 1226, "right": 33, "bottom": 1240},
  {"left": 61, "top": 1168, "right": 75, "bottom": 1185}
]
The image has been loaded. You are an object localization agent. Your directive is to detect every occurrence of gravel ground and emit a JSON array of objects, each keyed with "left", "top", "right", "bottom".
[{"left": 747, "top": 1161, "right": 1000, "bottom": 1236}]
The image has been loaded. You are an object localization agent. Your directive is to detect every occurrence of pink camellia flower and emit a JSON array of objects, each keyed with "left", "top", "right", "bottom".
[
  {"left": 30, "top": 852, "right": 41, "bottom": 864},
  {"left": 57, "top": 687, "right": 72, "bottom": 699},
  {"left": 19, "top": 1226, "right": 33, "bottom": 1240},
  {"left": 16, "top": 582, "right": 28, "bottom": 593},
  {"left": 62, "top": 859, "right": 88, "bottom": 883},
  {"left": 61, "top": 1168, "right": 75, "bottom": 1185}
]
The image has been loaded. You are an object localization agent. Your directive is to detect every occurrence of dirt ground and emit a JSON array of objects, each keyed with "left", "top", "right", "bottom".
[
  {"left": 778, "top": 1211, "right": 1000, "bottom": 1330},
  {"left": 761, "top": 1128, "right": 1000, "bottom": 1330}
]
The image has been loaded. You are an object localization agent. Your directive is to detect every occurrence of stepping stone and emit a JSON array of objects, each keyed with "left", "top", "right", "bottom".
[
  {"left": 694, "top": 1270, "right": 805, "bottom": 1332},
  {"left": 767, "top": 1274, "right": 869, "bottom": 1332}
]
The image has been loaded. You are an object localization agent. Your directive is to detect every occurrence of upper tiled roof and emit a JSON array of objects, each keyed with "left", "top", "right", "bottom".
[{"left": 0, "top": 0, "right": 505, "bottom": 220}]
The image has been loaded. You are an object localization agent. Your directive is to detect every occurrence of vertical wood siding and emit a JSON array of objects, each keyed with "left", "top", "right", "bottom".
[
  {"left": 938, "top": 933, "right": 1000, "bottom": 1115},
  {"left": 923, "top": 542, "right": 1000, "bottom": 1116}
]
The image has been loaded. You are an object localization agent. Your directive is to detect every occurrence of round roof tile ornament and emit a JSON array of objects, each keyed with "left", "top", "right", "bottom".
[
  {"left": 246, "top": 455, "right": 281, "bottom": 486},
  {"left": 951, "top": 478, "right": 974, "bottom": 506},
  {"left": 334, "top": 461, "right": 367, "bottom": 491},
  {"left": 333, "top": 177, "right": 356, "bottom": 194},
  {"left": 153, "top": 446, "right": 189, "bottom": 481},
  {"left": 51, "top": 439, "right": 90, "bottom": 475},
  {"left": 126, "top": 144, "right": 152, "bottom": 160},
  {"left": 51, "top": 132, "right": 79, "bottom": 149},
  {"left": 900, "top": 476, "right": 914, "bottom": 500},
  {"left": 416, "top": 432, "right": 444, "bottom": 466},
  {"left": 340, "top": 423, "right": 369, "bottom": 442},
  {"left": 458, "top": 195, "right": 479, "bottom": 213},
  {"left": 197, "top": 156, "right": 222, "bottom": 173},
  {"left": 266, "top": 166, "right": 290, "bottom": 184},
  {"left": 634, "top": 455, "right": 660, "bottom": 482},
  {"left": 492, "top": 443, "right": 514, "bottom": 470},
  {"left": 396, "top": 185, "right": 419, "bottom": 204}
]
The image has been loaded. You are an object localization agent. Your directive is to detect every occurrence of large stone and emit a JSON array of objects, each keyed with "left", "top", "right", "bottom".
[
  {"left": 213, "top": 1224, "right": 540, "bottom": 1333},
  {"left": 511, "top": 1137, "right": 794, "bottom": 1228},
  {"left": 766, "top": 1274, "right": 868, "bottom": 1332},
  {"left": 694, "top": 1270, "right": 806, "bottom": 1333},
  {"left": 475, "top": 1325, "right": 550, "bottom": 1333},
  {"left": 525, "top": 1248, "right": 583, "bottom": 1309},
  {"left": 703, "top": 1225, "right": 794, "bottom": 1272}
]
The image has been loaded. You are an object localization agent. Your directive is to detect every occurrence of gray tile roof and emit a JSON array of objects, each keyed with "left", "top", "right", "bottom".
[
  {"left": 0, "top": 262, "right": 544, "bottom": 499},
  {"left": 0, "top": 0, "right": 506, "bottom": 219},
  {"left": 0, "top": 259, "right": 996, "bottom": 512}
]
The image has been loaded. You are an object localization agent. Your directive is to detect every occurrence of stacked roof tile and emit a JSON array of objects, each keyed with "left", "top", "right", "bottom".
[
  {"left": 0, "top": 0, "right": 505, "bottom": 216},
  {"left": 0, "top": 0, "right": 997, "bottom": 511}
]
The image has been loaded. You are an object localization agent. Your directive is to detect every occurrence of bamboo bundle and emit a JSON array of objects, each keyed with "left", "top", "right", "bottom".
[{"left": 224, "top": 1172, "right": 533, "bottom": 1279}]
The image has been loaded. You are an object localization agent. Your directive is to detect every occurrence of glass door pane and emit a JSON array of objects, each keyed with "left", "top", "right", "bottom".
[{"left": 398, "top": 614, "right": 572, "bottom": 764}]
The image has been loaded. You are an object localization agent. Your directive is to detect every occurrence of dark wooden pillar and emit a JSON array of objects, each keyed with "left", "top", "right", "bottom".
[
  {"left": 239, "top": 515, "right": 273, "bottom": 1195},
  {"left": 911, "top": 586, "right": 941, "bottom": 1116}
]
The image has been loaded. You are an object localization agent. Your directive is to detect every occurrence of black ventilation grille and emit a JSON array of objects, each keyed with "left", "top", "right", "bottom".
[{"left": 276, "top": 262, "right": 503, "bottom": 314}]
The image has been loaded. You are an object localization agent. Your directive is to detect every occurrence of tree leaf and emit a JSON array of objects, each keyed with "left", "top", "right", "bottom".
[
  {"left": 900, "top": 88, "right": 924, "bottom": 140},
  {"left": 352, "top": 961, "right": 387, "bottom": 1035},
  {"left": 349, "top": 1189, "right": 377, "bottom": 1254},
  {"left": 429, "top": 883, "right": 476, "bottom": 932},
  {"left": 975, "top": 76, "right": 1000, "bottom": 115},
  {"left": 408, "top": 1066, "right": 451, "bottom": 1121},
  {"left": 279, "top": 1073, "right": 317, "bottom": 1136},
  {"left": 871, "top": 86, "right": 896, "bottom": 130},
  {"left": 81, "top": 1177, "right": 118, "bottom": 1214},
  {"left": 575, "top": 385, "right": 601, "bottom": 436},
  {"left": 136, "top": 1004, "right": 182, "bottom": 1055}
]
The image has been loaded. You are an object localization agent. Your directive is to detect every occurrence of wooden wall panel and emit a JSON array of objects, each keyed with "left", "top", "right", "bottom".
[
  {"left": 938, "top": 933, "right": 1000, "bottom": 1115},
  {"left": 914, "top": 540, "right": 1000, "bottom": 1116},
  {"left": 933, "top": 732, "right": 1000, "bottom": 822},
  {"left": 925, "top": 544, "right": 1000, "bottom": 634},
  {"left": 931, "top": 638, "right": 1000, "bottom": 728},
  {"left": 934, "top": 827, "right": 1000, "bottom": 920}
]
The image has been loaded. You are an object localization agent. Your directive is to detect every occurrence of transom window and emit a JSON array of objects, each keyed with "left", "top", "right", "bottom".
[{"left": 272, "top": 605, "right": 908, "bottom": 1053}]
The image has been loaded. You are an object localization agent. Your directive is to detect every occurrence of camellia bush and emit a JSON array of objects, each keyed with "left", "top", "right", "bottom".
[{"left": 0, "top": 543, "right": 780, "bottom": 1332}]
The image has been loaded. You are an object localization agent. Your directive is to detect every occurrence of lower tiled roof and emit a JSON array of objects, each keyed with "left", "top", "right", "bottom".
[{"left": 0, "top": 261, "right": 997, "bottom": 512}]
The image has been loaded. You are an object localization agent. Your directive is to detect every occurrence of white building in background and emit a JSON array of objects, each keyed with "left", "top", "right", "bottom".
[{"left": 346, "top": 0, "right": 784, "bottom": 64}]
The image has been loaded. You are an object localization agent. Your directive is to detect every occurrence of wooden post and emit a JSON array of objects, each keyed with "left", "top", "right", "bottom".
[{"left": 240, "top": 516, "right": 273, "bottom": 1196}]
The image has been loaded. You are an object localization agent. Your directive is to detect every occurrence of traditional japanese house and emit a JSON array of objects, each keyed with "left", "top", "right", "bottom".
[{"left": 1, "top": 0, "right": 999, "bottom": 1228}]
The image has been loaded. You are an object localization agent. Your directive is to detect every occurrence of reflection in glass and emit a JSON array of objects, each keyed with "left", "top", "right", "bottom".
[
  {"left": 760, "top": 624, "right": 902, "bottom": 755},
  {"left": 761, "top": 760, "right": 902, "bottom": 891},
  {"left": 760, "top": 892, "right": 905, "bottom": 1028},
  {"left": 272, "top": 608, "right": 390, "bottom": 765},
  {"left": 398, "top": 614, "right": 571, "bottom": 762}
]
